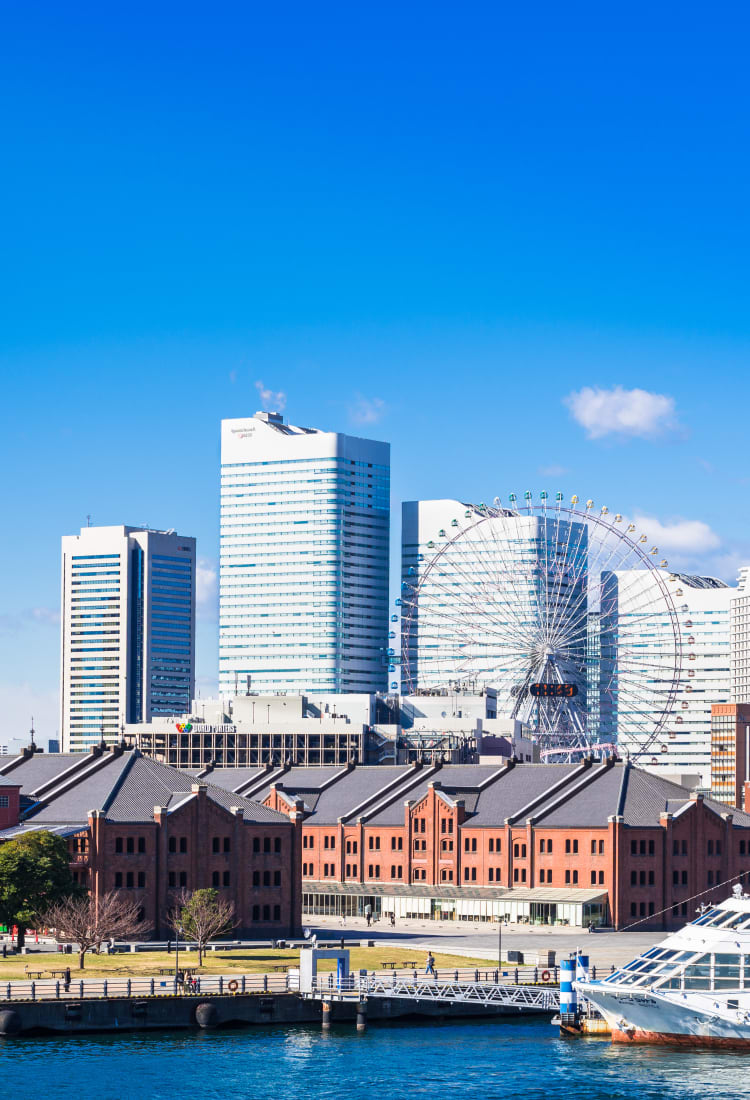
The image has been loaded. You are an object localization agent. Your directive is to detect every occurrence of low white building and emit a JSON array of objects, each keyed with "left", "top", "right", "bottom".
[{"left": 125, "top": 692, "right": 380, "bottom": 768}]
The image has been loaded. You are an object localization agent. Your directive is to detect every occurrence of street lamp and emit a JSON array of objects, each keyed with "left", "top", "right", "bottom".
[
  {"left": 175, "top": 924, "right": 182, "bottom": 988},
  {"left": 498, "top": 918, "right": 502, "bottom": 970}
]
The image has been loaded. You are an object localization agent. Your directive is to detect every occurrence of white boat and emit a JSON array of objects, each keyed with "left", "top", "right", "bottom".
[{"left": 577, "top": 884, "right": 750, "bottom": 1047}]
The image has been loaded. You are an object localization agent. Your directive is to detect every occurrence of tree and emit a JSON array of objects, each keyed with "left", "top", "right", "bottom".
[
  {"left": 0, "top": 831, "right": 83, "bottom": 948},
  {"left": 167, "top": 888, "right": 235, "bottom": 965},
  {"left": 44, "top": 890, "right": 148, "bottom": 969}
]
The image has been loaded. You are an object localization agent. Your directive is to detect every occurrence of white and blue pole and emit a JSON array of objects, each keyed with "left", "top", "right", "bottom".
[{"left": 560, "top": 958, "right": 576, "bottom": 1015}]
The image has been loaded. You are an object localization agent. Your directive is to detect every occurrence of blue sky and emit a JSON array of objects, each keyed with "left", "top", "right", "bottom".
[{"left": 1, "top": 1, "right": 749, "bottom": 741}]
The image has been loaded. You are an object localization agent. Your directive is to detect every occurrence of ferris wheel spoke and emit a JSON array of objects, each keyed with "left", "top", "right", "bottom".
[{"left": 402, "top": 498, "right": 681, "bottom": 755}]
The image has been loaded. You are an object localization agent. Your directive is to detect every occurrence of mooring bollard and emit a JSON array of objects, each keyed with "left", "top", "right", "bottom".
[
  {"left": 356, "top": 1001, "right": 367, "bottom": 1032},
  {"left": 322, "top": 1000, "right": 332, "bottom": 1030}
]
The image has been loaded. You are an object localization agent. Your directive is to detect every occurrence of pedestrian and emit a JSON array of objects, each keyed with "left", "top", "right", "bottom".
[
  {"left": 425, "top": 951, "right": 436, "bottom": 977},
  {"left": 364, "top": 903, "right": 372, "bottom": 927},
  {"left": 64, "top": 966, "right": 71, "bottom": 992},
  {"left": 390, "top": 912, "right": 395, "bottom": 928}
]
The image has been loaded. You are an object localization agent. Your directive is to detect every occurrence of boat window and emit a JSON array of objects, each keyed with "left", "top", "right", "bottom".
[
  {"left": 705, "top": 911, "right": 736, "bottom": 927},
  {"left": 721, "top": 913, "right": 750, "bottom": 931},
  {"left": 715, "top": 912, "right": 747, "bottom": 929},
  {"left": 692, "top": 909, "right": 719, "bottom": 926},
  {"left": 682, "top": 956, "right": 711, "bottom": 989},
  {"left": 714, "top": 953, "right": 742, "bottom": 990}
]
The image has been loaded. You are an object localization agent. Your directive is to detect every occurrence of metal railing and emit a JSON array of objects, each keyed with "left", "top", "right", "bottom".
[
  {"left": 298, "top": 971, "right": 560, "bottom": 1009},
  {"left": 0, "top": 972, "right": 289, "bottom": 1003},
  {"left": 359, "top": 974, "right": 560, "bottom": 1010}
]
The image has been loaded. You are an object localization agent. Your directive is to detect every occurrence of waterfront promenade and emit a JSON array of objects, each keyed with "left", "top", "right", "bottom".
[{"left": 307, "top": 916, "right": 657, "bottom": 969}]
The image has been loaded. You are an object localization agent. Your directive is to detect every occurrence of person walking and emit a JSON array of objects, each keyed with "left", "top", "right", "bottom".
[
  {"left": 364, "top": 903, "right": 372, "bottom": 927},
  {"left": 425, "top": 951, "right": 436, "bottom": 977}
]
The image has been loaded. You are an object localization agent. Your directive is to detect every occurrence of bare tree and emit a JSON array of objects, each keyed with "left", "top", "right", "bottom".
[
  {"left": 167, "top": 888, "right": 236, "bottom": 965},
  {"left": 44, "top": 891, "right": 148, "bottom": 969}
]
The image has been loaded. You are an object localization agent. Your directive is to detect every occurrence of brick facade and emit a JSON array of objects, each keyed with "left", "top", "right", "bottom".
[
  {"left": 0, "top": 749, "right": 302, "bottom": 939},
  {"left": 261, "top": 758, "right": 750, "bottom": 931}
]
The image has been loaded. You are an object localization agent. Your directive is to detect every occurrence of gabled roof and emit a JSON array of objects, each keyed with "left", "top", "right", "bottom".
[{"left": 19, "top": 751, "right": 290, "bottom": 827}]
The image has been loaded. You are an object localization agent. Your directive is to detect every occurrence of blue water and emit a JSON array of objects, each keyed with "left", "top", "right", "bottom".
[{"left": 3, "top": 1017, "right": 750, "bottom": 1100}]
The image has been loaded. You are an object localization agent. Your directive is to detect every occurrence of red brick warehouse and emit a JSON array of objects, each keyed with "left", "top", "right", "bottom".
[
  {"left": 0, "top": 746, "right": 303, "bottom": 937},
  {"left": 244, "top": 756, "right": 750, "bottom": 930}
]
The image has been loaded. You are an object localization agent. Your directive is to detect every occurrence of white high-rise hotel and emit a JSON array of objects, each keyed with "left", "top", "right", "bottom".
[
  {"left": 604, "top": 570, "right": 733, "bottom": 786},
  {"left": 60, "top": 525, "right": 196, "bottom": 752},
  {"left": 219, "top": 411, "right": 390, "bottom": 696}
]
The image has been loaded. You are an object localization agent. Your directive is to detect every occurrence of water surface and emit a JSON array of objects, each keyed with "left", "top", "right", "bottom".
[{"left": 3, "top": 1017, "right": 749, "bottom": 1099}]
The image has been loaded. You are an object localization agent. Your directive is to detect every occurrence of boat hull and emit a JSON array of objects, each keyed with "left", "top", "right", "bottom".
[
  {"left": 579, "top": 984, "right": 750, "bottom": 1047},
  {"left": 612, "top": 1027, "right": 750, "bottom": 1048}
]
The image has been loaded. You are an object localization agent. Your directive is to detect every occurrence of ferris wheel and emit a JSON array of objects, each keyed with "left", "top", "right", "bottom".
[{"left": 399, "top": 493, "right": 683, "bottom": 760}]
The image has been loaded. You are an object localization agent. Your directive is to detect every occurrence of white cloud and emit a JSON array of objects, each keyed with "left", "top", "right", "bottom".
[
  {"left": 631, "top": 514, "right": 721, "bottom": 554},
  {"left": 254, "top": 379, "right": 286, "bottom": 412},
  {"left": 349, "top": 395, "right": 386, "bottom": 425},
  {"left": 196, "top": 558, "right": 218, "bottom": 622},
  {"left": 564, "top": 385, "right": 678, "bottom": 439},
  {"left": 538, "top": 464, "right": 568, "bottom": 477}
]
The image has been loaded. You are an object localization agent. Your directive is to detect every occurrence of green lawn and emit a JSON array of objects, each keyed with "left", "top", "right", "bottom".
[{"left": 0, "top": 945, "right": 491, "bottom": 981}]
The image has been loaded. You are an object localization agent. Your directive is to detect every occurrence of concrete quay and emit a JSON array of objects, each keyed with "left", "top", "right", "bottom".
[{"left": 0, "top": 989, "right": 547, "bottom": 1037}]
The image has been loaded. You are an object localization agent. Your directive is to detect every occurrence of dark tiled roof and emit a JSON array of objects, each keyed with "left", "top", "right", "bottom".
[
  {"left": 0, "top": 753, "right": 87, "bottom": 793},
  {"left": 364, "top": 766, "right": 503, "bottom": 826},
  {"left": 620, "top": 767, "right": 750, "bottom": 829},
  {"left": 469, "top": 765, "right": 580, "bottom": 826},
  {"left": 188, "top": 767, "right": 267, "bottom": 792},
  {"left": 21, "top": 751, "right": 290, "bottom": 827},
  {"left": 250, "top": 765, "right": 349, "bottom": 803},
  {"left": 531, "top": 764, "right": 623, "bottom": 827},
  {"left": 24, "top": 754, "right": 131, "bottom": 823}
]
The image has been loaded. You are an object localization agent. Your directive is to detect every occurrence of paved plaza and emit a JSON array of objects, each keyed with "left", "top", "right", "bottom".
[{"left": 308, "top": 915, "right": 658, "bottom": 969}]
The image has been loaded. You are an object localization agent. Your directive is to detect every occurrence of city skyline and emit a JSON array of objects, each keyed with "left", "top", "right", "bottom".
[
  {"left": 2, "top": 6, "right": 749, "bottom": 738},
  {"left": 3, "top": 394, "right": 749, "bottom": 743}
]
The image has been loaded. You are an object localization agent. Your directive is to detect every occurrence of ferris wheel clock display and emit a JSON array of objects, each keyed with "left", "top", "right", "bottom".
[{"left": 399, "top": 493, "right": 684, "bottom": 760}]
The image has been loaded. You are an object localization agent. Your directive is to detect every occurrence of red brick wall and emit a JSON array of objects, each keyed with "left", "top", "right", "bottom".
[
  {"left": 0, "top": 785, "right": 20, "bottom": 828},
  {"left": 76, "top": 790, "right": 300, "bottom": 938},
  {"left": 293, "top": 784, "right": 750, "bottom": 931}
]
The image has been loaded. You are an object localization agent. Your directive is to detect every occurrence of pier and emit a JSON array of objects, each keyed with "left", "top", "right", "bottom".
[{"left": 0, "top": 964, "right": 562, "bottom": 1036}]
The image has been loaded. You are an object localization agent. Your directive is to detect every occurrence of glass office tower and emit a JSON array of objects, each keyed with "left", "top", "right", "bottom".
[
  {"left": 60, "top": 525, "right": 195, "bottom": 751},
  {"left": 219, "top": 411, "right": 390, "bottom": 696}
]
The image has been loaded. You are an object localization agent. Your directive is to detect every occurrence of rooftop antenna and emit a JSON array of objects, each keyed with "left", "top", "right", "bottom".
[
  {"left": 29, "top": 716, "right": 36, "bottom": 750},
  {"left": 86, "top": 514, "right": 92, "bottom": 528}
]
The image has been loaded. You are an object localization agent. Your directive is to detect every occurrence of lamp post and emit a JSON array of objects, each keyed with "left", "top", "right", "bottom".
[
  {"left": 175, "top": 924, "right": 182, "bottom": 988},
  {"left": 498, "top": 918, "right": 502, "bottom": 970}
]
